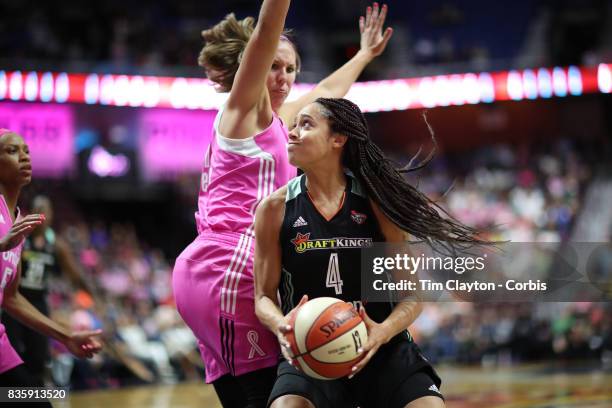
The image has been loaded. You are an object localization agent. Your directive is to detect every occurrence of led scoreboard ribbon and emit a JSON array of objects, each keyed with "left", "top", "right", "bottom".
[{"left": 1, "top": 64, "right": 610, "bottom": 113}]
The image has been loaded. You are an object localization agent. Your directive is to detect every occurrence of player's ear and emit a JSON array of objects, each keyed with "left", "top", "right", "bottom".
[{"left": 332, "top": 133, "right": 348, "bottom": 149}]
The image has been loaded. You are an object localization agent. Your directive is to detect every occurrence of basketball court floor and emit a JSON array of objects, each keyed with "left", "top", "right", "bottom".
[{"left": 53, "top": 364, "right": 611, "bottom": 408}]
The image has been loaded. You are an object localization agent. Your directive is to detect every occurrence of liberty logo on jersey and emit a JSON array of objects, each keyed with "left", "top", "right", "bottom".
[
  {"left": 290, "top": 233, "right": 373, "bottom": 253},
  {"left": 350, "top": 210, "right": 367, "bottom": 224}
]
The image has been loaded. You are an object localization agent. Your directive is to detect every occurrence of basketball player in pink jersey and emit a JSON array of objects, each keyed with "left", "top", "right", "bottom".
[
  {"left": 172, "top": 1, "right": 392, "bottom": 406},
  {"left": 0, "top": 129, "right": 102, "bottom": 397}
]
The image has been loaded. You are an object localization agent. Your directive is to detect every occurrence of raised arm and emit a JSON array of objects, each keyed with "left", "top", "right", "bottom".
[
  {"left": 279, "top": 3, "right": 393, "bottom": 126},
  {"left": 220, "top": 0, "right": 291, "bottom": 139}
]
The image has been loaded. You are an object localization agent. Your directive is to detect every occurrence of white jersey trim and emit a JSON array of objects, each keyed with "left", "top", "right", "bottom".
[{"left": 213, "top": 105, "right": 277, "bottom": 160}]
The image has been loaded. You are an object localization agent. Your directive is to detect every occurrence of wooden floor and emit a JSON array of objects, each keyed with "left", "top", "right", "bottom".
[{"left": 53, "top": 365, "right": 612, "bottom": 408}]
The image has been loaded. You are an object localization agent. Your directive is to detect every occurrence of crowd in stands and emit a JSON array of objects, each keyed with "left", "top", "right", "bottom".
[
  {"left": 2, "top": 1, "right": 609, "bottom": 78},
  {"left": 408, "top": 139, "right": 611, "bottom": 366}
]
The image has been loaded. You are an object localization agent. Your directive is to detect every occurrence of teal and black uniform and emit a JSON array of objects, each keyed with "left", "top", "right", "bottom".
[{"left": 268, "top": 172, "right": 443, "bottom": 408}]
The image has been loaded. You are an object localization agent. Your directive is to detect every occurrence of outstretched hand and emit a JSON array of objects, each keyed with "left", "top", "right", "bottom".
[
  {"left": 0, "top": 214, "right": 44, "bottom": 252},
  {"left": 359, "top": 2, "right": 393, "bottom": 59},
  {"left": 64, "top": 329, "right": 103, "bottom": 359}
]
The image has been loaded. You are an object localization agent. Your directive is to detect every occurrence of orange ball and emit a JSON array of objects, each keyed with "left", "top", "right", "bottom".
[{"left": 286, "top": 297, "right": 368, "bottom": 380}]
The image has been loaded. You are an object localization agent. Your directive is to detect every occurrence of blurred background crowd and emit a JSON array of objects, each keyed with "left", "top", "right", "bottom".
[{"left": 1, "top": 0, "right": 610, "bottom": 79}]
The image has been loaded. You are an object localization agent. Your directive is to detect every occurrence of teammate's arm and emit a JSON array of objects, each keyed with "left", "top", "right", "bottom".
[
  {"left": 55, "top": 236, "right": 94, "bottom": 295},
  {"left": 348, "top": 200, "right": 423, "bottom": 377},
  {"left": 279, "top": 3, "right": 392, "bottom": 126},
  {"left": 220, "top": 0, "right": 291, "bottom": 139},
  {"left": 2, "top": 262, "right": 102, "bottom": 359}
]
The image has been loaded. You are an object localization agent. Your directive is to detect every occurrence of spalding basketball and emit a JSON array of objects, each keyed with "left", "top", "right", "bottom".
[{"left": 285, "top": 297, "right": 368, "bottom": 380}]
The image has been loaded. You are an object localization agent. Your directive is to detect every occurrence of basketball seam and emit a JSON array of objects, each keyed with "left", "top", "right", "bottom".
[{"left": 305, "top": 354, "right": 363, "bottom": 366}]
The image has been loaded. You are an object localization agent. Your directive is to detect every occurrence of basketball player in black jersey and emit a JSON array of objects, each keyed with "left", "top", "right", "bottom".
[
  {"left": 255, "top": 98, "right": 491, "bottom": 407},
  {"left": 2, "top": 195, "right": 93, "bottom": 384}
]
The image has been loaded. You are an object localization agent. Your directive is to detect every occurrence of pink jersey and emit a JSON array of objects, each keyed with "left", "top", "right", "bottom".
[
  {"left": 0, "top": 195, "right": 25, "bottom": 374},
  {"left": 195, "top": 107, "right": 297, "bottom": 236},
  {"left": 173, "top": 108, "right": 296, "bottom": 383}
]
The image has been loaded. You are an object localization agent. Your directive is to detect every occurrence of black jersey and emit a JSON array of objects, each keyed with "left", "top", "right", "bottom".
[
  {"left": 20, "top": 228, "right": 58, "bottom": 296},
  {"left": 279, "top": 172, "right": 403, "bottom": 331}
]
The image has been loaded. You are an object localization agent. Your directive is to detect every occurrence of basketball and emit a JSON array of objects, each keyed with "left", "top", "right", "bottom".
[{"left": 285, "top": 297, "right": 368, "bottom": 380}]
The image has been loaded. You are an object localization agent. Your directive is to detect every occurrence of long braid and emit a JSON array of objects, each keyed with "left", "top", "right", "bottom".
[{"left": 315, "top": 97, "right": 492, "bottom": 254}]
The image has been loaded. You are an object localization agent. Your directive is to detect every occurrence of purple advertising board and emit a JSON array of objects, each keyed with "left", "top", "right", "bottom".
[
  {"left": 0, "top": 102, "right": 75, "bottom": 177},
  {"left": 138, "top": 108, "right": 216, "bottom": 180}
]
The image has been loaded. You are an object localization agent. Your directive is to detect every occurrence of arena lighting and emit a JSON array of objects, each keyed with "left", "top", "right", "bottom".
[
  {"left": 0, "top": 64, "right": 609, "bottom": 113},
  {"left": 87, "top": 145, "right": 131, "bottom": 177}
]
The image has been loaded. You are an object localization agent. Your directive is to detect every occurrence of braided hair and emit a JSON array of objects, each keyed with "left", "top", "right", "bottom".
[{"left": 315, "top": 97, "right": 492, "bottom": 254}]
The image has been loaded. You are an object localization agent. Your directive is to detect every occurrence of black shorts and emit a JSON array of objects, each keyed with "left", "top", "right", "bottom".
[{"left": 268, "top": 339, "right": 443, "bottom": 408}]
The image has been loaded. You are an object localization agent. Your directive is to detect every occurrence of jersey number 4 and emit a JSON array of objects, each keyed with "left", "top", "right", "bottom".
[{"left": 325, "top": 253, "right": 343, "bottom": 295}]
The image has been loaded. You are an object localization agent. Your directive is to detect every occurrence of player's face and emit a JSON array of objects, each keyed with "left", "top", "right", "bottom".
[
  {"left": 267, "top": 41, "right": 298, "bottom": 112},
  {"left": 288, "top": 103, "right": 347, "bottom": 170},
  {"left": 0, "top": 133, "right": 32, "bottom": 187}
]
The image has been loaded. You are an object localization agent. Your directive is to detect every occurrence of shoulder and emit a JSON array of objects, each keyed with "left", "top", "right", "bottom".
[
  {"left": 255, "top": 186, "right": 288, "bottom": 238},
  {"left": 263, "top": 186, "right": 288, "bottom": 209}
]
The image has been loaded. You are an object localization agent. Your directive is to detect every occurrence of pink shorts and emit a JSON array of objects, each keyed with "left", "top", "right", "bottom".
[{"left": 173, "top": 231, "right": 280, "bottom": 383}]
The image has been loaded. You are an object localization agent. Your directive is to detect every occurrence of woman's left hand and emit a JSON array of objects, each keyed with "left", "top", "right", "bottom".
[
  {"left": 349, "top": 306, "right": 391, "bottom": 378},
  {"left": 358, "top": 2, "right": 393, "bottom": 59},
  {"left": 64, "top": 329, "right": 103, "bottom": 359}
]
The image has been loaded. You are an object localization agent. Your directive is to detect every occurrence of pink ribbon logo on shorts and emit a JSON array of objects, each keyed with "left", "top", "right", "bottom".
[{"left": 247, "top": 330, "right": 265, "bottom": 359}]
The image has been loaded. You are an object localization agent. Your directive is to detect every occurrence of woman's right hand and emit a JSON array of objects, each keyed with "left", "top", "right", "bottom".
[
  {"left": 276, "top": 294, "right": 309, "bottom": 365},
  {"left": 0, "top": 214, "right": 44, "bottom": 252}
]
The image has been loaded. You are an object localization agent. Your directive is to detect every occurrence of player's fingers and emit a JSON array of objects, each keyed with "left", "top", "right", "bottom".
[
  {"left": 79, "top": 329, "right": 103, "bottom": 339},
  {"left": 297, "top": 294, "right": 309, "bottom": 306},
  {"left": 365, "top": 6, "right": 372, "bottom": 27},
  {"left": 18, "top": 214, "right": 44, "bottom": 222},
  {"left": 359, "top": 16, "right": 365, "bottom": 33},
  {"left": 381, "top": 27, "right": 393, "bottom": 47},
  {"left": 9, "top": 224, "right": 34, "bottom": 237},
  {"left": 359, "top": 306, "right": 374, "bottom": 326},
  {"left": 11, "top": 219, "right": 42, "bottom": 230},
  {"left": 371, "top": 3, "right": 379, "bottom": 25},
  {"left": 348, "top": 349, "right": 375, "bottom": 378},
  {"left": 278, "top": 323, "right": 292, "bottom": 334},
  {"left": 282, "top": 348, "right": 294, "bottom": 362},
  {"left": 12, "top": 215, "right": 44, "bottom": 228},
  {"left": 375, "top": 4, "right": 388, "bottom": 33},
  {"left": 277, "top": 332, "right": 291, "bottom": 349}
]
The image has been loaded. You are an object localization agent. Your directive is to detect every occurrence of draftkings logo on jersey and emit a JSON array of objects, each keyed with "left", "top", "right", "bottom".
[{"left": 290, "top": 232, "right": 373, "bottom": 253}]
